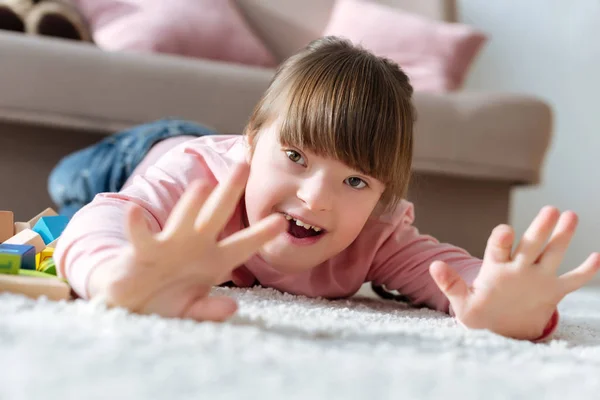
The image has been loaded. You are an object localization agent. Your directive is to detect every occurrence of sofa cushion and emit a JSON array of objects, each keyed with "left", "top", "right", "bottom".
[
  {"left": 322, "top": 0, "right": 487, "bottom": 92},
  {"left": 72, "top": 0, "right": 276, "bottom": 68},
  {"left": 234, "top": 0, "right": 457, "bottom": 62}
]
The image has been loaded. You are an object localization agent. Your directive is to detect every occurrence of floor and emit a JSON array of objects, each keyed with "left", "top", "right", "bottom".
[{"left": 1, "top": 285, "right": 600, "bottom": 399}]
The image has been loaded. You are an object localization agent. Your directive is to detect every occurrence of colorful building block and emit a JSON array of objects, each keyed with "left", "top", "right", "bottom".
[
  {"left": 0, "top": 243, "right": 36, "bottom": 273},
  {"left": 39, "top": 257, "right": 56, "bottom": 276},
  {"left": 0, "top": 211, "right": 14, "bottom": 242},
  {"left": 14, "top": 221, "right": 31, "bottom": 235},
  {"left": 0, "top": 208, "right": 71, "bottom": 302},
  {"left": 39, "top": 247, "right": 54, "bottom": 266},
  {"left": 0, "top": 274, "right": 71, "bottom": 301},
  {"left": 18, "top": 269, "right": 58, "bottom": 279},
  {"left": 3, "top": 229, "right": 46, "bottom": 253},
  {"left": 27, "top": 207, "right": 58, "bottom": 228},
  {"left": 36, "top": 247, "right": 55, "bottom": 270},
  {"left": 32, "top": 216, "right": 69, "bottom": 245}
]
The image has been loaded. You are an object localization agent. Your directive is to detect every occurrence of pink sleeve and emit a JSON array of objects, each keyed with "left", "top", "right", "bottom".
[
  {"left": 53, "top": 144, "right": 217, "bottom": 299},
  {"left": 366, "top": 202, "right": 482, "bottom": 313}
]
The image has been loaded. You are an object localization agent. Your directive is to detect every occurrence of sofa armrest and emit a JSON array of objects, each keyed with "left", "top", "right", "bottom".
[
  {"left": 412, "top": 91, "right": 552, "bottom": 185},
  {"left": 0, "top": 31, "right": 274, "bottom": 135}
]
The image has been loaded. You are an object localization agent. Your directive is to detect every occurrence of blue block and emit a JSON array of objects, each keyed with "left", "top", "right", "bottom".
[
  {"left": 32, "top": 216, "right": 70, "bottom": 245},
  {"left": 0, "top": 243, "right": 36, "bottom": 272}
]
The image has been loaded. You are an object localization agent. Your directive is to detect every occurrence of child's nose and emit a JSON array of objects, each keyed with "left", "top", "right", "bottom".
[{"left": 296, "top": 177, "right": 333, "bottom": 211}]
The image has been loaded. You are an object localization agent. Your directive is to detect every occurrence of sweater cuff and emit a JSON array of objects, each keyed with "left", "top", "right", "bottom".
[{"left": 531, "top": 309, "right": 560, "bottom": 343}]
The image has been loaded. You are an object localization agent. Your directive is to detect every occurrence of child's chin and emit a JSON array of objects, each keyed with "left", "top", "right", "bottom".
[{"left": 258, "top": 245, "right": 319, "bottom": 273}]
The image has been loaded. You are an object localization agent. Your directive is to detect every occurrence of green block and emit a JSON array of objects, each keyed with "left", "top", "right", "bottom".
[
  {"left": 39, "top": 258, "right": 57, "bottom": 276},
  {"left": 18, "top": 269, "right": 57, "bottom": 279},
  {"left": 0, "top": 254, "right": 19, "bottom": 274}
]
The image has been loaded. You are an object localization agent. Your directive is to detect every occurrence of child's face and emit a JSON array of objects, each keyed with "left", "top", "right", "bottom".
[{"left": 244, "top": 121, "right": 385, "bottom": 273}]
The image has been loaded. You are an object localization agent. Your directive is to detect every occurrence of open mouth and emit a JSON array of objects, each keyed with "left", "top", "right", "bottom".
[
  {"left": 288, "top": 221, "right": 323, "bottom": 238},
  {"left": 282, "top": 213, "right": 325, "bottom": 239}
]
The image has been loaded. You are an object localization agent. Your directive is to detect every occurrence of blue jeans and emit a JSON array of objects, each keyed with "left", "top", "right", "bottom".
[{"left": 48, "top": 119, "right": 217, "bottom": 218}]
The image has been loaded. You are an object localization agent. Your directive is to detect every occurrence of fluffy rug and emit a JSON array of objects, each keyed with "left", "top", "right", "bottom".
[{"left": 2, "top": 285, "right": 600, "bottom": 400}]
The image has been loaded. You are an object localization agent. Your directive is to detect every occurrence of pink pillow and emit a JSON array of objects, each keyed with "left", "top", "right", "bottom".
[
  {"left": 72, "top": 0, "right": 276, "bottom": 68},
  {"left": 322, "top": 0, "right": 487, "bottom": 92}
]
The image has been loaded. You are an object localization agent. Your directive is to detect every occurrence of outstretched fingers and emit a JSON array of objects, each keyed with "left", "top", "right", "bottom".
[
  {"left": 194, "top": 163, "right": 250, "bottom": 238},
  {"left": 163, "top": 180, "right": 214, "bottom": 236},
  {"left": 125, "top": 203, "right": 155, "bottom": 253},
  {"left": 483, "top": 224, "right": 515, "bottom": 264},
  {"left": 558, "top": 253, "right": 600, "bottom": 295},
  {"left": 218, "top": 213, "right": 288, "bottom": 268},
  {"left": 537, "top": 211, "right": 578, "bottom": 271},
  {"left": 513, "top": 206, "right": 560, "bottom": 265}
]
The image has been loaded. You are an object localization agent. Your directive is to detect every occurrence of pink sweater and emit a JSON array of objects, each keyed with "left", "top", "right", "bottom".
[{"left": 54, "top": 135, "right": 482, "bottom": 313}]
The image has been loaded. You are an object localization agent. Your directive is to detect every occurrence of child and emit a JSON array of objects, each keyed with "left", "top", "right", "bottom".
[{"left": 53, "top": 36, "right": 599, "bottom": 342}]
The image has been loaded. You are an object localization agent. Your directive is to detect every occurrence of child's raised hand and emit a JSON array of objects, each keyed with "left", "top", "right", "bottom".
[
  {"left": 93, "top": 163, "right": 287, "bottom": 322},
  {"left": 429, "top": 206, "right": 600, "bottom": 341}
]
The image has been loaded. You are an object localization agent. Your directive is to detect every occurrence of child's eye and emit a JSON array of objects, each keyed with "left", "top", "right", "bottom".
[
  {"left": 285, "top": 150, "right": 306, "bottom": 165},
  {"left": 345, "top": 177, "right": 367, "bottom": 189}
]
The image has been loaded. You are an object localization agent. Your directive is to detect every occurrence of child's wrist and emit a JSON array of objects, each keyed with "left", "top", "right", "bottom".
[
  {"left": 453, "top": 308, "right": 560, "bottom": 343},
  {"left": 86, "top": 250, "right": 134, "bottom": 300}
]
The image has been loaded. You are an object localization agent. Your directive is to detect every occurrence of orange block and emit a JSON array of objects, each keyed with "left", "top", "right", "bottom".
[
  {"left": 27, "top": 208, "right": 58, "bottom": 229},
  {"left": 3, "top": 229, "right": 46, "bottom": 253},
  {"left": 0, "top": 211, "right": 14, "bottom": 242}
]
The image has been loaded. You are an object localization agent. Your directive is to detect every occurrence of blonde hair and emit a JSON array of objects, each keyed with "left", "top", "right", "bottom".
[{"left": 244, "top": 36, "right": 415, "bottom": 213}]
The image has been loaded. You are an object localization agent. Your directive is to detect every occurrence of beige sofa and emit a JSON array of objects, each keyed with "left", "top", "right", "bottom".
[{"left": 0, "top": 0, "right": 552, "bottom": 258}]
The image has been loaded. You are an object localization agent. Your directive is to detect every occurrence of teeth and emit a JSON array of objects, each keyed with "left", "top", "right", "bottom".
[
  {"left": 283, "top": 213, "right": 322, "bottom": 232},
  {"left": 295, "top": 219, "right": 313, "bottom": 230}
]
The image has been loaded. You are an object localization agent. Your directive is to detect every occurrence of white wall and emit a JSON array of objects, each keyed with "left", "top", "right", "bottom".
[{"left": 459, "top": 1, "right": 600, "bottom": 282}]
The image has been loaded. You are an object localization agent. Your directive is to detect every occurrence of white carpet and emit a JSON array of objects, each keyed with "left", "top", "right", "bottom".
[{"left": 2, "top": 285, "right": 600, "bottom": 400}]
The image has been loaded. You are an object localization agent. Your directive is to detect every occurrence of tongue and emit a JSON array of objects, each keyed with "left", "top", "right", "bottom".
[{"left": 289, "top": 221, "right": 319, "bottom": 238}]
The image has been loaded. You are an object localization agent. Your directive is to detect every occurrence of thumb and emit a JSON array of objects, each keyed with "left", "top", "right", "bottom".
[
  {"left": 183, "top": 296, "right": 238, "bottom": 322},
  {"left": 430, "top": 261, "right": 469, "bottom": 312}
]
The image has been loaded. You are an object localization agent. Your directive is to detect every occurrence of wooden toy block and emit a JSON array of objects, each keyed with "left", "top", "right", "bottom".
[
  {"left": 32, "top": 216, "right": 69, "bottom": 245},
  {"left": 3, "top": 229, "right": 46, "bottom": 254},
  {"left": 0, "top": 274, "right": 70, "bottom": 301},
  {"left": 14, "top": 221, "right": 31, "bottom": 235},
  {"left": 19, "top": 269, "right": 59, "bottom": 279},
  {"left": 39, "top": 258, "right": 57, "bottom": 275},
  {"left": 0, "top": 244, "right": 36, "bottom": 273},
  {"left": 0, "top": 211, "right": 14, "bottom": 242},
  {"left": 47, "top": 238, "right": 59, "bottom": 248},
  {"left": 36, "top": 248, "right": 55, "bottom": 271},
  {"left": 27, "top": 208, "right": 58, "bottom": 229}
]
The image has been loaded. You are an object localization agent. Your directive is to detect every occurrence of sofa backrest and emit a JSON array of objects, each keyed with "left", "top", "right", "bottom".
[{"left": 235, "top": 0, "right": 456, "bottom": 61}]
